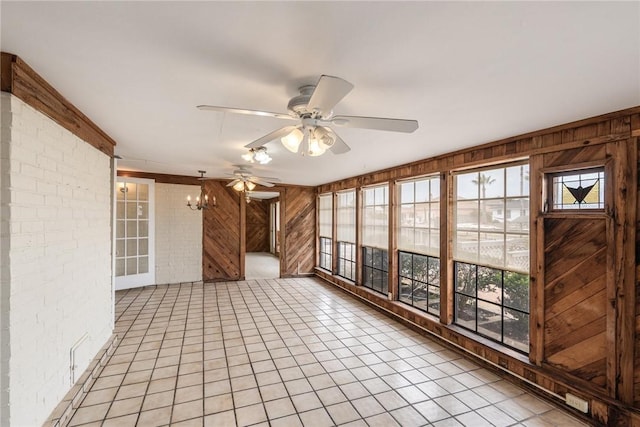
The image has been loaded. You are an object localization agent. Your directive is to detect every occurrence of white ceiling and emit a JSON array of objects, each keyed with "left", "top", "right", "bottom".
[{"left": 2, "top": 2, "right": 639, "bottom": 186}]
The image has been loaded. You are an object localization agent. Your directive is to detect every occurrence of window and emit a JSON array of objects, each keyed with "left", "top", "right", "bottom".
[
  {"left": 455, "top": 262, "right": 529, "bottom": 353},
  {"left": 454, "top": 164, "right": 529, "bottom": 273},
  {"left": 398, "top": 176, "right": 440, "bottom": 256},
  {"left": 363, "top": 247, "right": 388, "bottom": 295},
  {"left": 318, "top": 193, "right": 333, "bottom": 271},
  {"left": 398, "top": 176, "right": 441, "bottom": 313},
  {"left": 550, "top": 167, "right": 604, "bottom": 210},
  {"left": 361, "top": 185, "right": 388, "bottom": 293},
  {"left": 361, "top": 185, "right": 388, "bottom": 249},
  {"left": 338, "top": 242, "right": 356, "bottom": 281},
  {"left": 399, "top": 251, "right": 440, "bottom": 315},
  {"left": 454, "top": 163, "right": 529, "bottom": 353},
  {"left": 336, "top": 190, "right": 356, "bottom": 280}
]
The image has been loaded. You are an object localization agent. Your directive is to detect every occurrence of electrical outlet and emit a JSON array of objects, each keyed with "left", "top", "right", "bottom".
[{"left": 566, "top": 393, "right": 589, "bottom": 413}]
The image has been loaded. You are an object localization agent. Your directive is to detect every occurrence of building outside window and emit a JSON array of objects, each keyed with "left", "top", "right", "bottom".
[
  {"left": 336, "top": 190, "right": 356, "bottom": 281},
  {"left": 318, "top": 193, "right": 333, "bottom": 271},
  {"left": 397, "top": 175, "right": 440, "bottom": 314},
  {"left": 453, "top": 163, "right": 530, "bottom": 353}
]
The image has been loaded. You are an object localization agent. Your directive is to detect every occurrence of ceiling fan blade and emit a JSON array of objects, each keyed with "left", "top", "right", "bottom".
[
  {"left": 307, "top": 75, "right": 354, "bottom": 117},
  {"left": 197, "top": 105, "right": 294, "bottom": 120},
  {"left": 331, "top": 115, "right": 419, "bottom": 133},
  {"left": 329, "top": 132, "right": 351, "bottom": 155},
  {"left": 249, "top": 178, "right": 275, "bottom": 188},
  {"left": 250, "top": 175, "right": 281, "bottom": 182},
  {"left": 245, "top": 126, "right": 300, "bottom": 149},
  {"left": 227, "top": 179, "right": 241, "bottom": 187}
]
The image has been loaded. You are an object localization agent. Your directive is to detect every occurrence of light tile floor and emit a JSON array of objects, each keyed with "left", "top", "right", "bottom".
[
  {"left": 245, "top": 253, "right": 280, "bottom": 280},
  {"left": 67, "top": 278, "right": 589, "bottom": 426}
]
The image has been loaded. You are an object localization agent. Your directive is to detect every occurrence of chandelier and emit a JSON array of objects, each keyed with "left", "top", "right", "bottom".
[{"left": 186, "top": 170, "right": 213, "bottom": 210}]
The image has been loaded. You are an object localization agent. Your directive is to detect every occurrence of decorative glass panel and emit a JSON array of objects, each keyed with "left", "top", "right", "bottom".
[{"left": 551, "top": 168, "right": 604, "bottom": 210}]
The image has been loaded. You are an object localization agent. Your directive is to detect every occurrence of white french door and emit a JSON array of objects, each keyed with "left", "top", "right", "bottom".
[{"left": 114, "top": 177, "right": 155, "bottom": 290}]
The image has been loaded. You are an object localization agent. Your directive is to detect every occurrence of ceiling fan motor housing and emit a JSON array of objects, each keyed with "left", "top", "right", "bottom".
[{"left": 287, "top": 85, "right": 331, "bottom": 118}]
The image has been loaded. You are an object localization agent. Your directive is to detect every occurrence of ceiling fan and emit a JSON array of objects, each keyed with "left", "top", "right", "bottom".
[
  {"left": 217, "top": 165, "right": 280, "bottom": 192},
  {"left": 198, "top": 75, "right": 419, "bottom": 157}
]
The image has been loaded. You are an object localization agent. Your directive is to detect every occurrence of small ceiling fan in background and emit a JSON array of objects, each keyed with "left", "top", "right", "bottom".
[
  {"left": 198, "top": 75, "right": 419, "bottom": 157},
  {"left": 209, "top": 165, "right": 281, "bottom": 192}
]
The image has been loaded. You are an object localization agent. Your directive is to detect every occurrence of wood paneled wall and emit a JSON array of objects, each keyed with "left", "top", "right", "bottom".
[
  {"left": 282, "top": 186, "right": 316, "bottom": 277},
  {"left": 246, "top": 199, "right": 269, "bottom": 253},
  {"left": 543, "top": 216, "right": 608, "bottom": 387},
  {"left": 200, "top": 182, "right": 314, "bottom": 281},
  {"left": 315, "top": 106, "right": 640, "bottom": 425},
  {"left": 202, "top": 181, "right": 242, "bottom": 281}
]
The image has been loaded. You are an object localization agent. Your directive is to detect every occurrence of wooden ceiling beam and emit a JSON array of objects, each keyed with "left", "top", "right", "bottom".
[{"left": 1, "top": 52, "right": 116, "bottom": 157}]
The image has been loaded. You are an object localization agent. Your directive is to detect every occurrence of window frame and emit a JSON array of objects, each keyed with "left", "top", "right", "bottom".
[
  {"left": 398, "top": 251, "right": 440, "bottom": 316},
  {"left": 453, "top": 261, "right": 530, "bottom": 354},
  {"left": 319, "top": 236, "right": 332, "bottom": 272},
  {"left": 397, "top": 174, "right": 441, "bottom": 258},
  {"left": 362, "top": 246, "right": 388, "bottom": 295},
  {"left": 318, "top": 193, "right": 333, "bottom": 272},
  {"left": 453, "top": 161, "right": 530, "bottom": 274},
  {"left": 337, "top": 241, "right": 356, "bottom": 281},
  {"left": 361, "top": 184, "right": 389, "bottom": 250},
  {"left": 547, "top": 166, "right": 605, "bottom": 212}
]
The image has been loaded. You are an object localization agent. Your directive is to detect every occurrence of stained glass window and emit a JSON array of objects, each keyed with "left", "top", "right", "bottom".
[{"left": 551, "top": 168, "right": 604, "bottom": 210}]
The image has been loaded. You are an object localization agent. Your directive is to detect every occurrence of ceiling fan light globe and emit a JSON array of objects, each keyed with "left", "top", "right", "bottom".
[
  {"left": 233, "top": 181, "right": 245, "bottom": 192},
  {"left": 241, "top": 152, "right": 254, "bottom": 162},
  {"left": 246, "top": 181, "right": 256, "bottom": 191},
  {"left": 314, "top": 127, "right": 335, "bottom": 150},
  {"left": 254, "top": 149, "right": 271, "bottom": 164},
  {"left": 307, "top": 137, "right": 326, "bottom": 157},
  {"left": 281, "top": 128, "right": 303, "bottom": 153}
]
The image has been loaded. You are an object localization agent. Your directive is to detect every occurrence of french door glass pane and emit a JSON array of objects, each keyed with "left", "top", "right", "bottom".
[{"left": 115, "top": 181, "right": 151, "bottom": 278}]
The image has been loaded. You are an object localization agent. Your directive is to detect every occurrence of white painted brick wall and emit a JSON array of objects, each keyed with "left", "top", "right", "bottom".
[
  {"left": 0, "top": 93, "right": 113, "bottom": 426},
  {"left": 155, "top": 183, "right": 203, "bottom": 284}
]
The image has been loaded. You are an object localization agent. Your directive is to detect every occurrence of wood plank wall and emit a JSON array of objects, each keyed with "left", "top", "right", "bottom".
[
  {"left": 315, "top": 106, "right": 640, "bottom": 425},
  {"left": 539, "top": 145, "right": 610, "bottom": 393},
  {"left": 282, "top": 186, "right": 316, "bottom": 277},
  {"left": 202, "top": 180, "right": 242, "bottom": 281},
  {"left": 199, "top": 181, "right": 314, "bottom": 281},
  {"left": 246, "top": 199, "right": 269, "bottom": 253},
  {"left": 633, "top": 112, "right": 640, "bottom": 409},
  {"left": 543, "top": 217, "right": 608, "bottom": 387}
]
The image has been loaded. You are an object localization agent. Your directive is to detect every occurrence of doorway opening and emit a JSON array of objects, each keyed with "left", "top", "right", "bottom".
[{"left": 244, "top": 191, "right": 280, "bottom": 279}]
